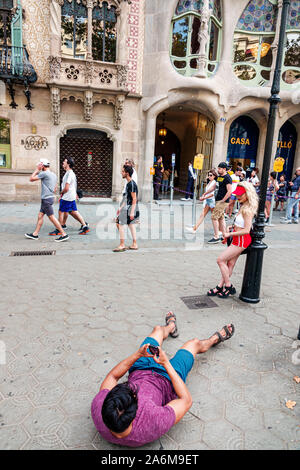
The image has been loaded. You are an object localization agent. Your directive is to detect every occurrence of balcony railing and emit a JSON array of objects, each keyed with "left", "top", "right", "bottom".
[{"left": 0, "top": 44, "right": 37, "bottom": 84}]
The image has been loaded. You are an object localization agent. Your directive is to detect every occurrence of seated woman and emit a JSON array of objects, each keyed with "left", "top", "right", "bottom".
[{"left": 207, "top": 181, "right": 258, "bottom": 298}]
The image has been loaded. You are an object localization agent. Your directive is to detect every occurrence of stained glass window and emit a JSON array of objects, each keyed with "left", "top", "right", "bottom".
[
  {"left": 287, "top": 1, "right": 300, "bottom": 30},
  {"left": 236, "top": 0, "right": 278, "bottom": 33}
]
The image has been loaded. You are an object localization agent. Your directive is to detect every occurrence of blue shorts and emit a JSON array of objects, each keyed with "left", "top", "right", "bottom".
[
  {"left": 129, "top": 337, "right": 194, "bottom": 383},
  {"left": 203, "top": 197, "right": 215, "bottom": 209},
  {"left": 59, "top": 199, "right": 77, "bottom": 213},
  {"left": 230, "top": 195, "right": 237, "bottom": 201}
]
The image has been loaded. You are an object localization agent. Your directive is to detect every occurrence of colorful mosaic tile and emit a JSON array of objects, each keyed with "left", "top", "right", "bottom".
[
  {"left": 287, "top": 0, "right": 300, "bottom": 30},
  {"left": 236, "top": 0, "right": 278, "bottom": 33},
  {"left": 175, "top": 0, "right": 222, "bottom": 21}
]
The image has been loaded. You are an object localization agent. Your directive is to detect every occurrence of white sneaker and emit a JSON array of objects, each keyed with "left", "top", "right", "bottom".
[
  {"left": 280, "top": 220, "right": 292, "bottom": 224},
  {"left": 185, "top": 226, "right": 197, "bottom": 233},
  {"left": 181, "top": 198, "right": 188, "bottom": 201}
]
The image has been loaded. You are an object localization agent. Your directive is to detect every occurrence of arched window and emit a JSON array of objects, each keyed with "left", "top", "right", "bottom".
[
  {"left": 233, "top": 0, "right": 278, "bottom": 86},
  {"left": 170, "top": 0, "right": 222, "bottom": 77},
  {"left": 61, "top": 0, "right": 118, "bottom": 63}
]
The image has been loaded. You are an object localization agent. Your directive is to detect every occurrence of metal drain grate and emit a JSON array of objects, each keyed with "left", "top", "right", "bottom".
[
  {"left": 181, "top": 295, "right": 218, "bottom": 310},
  {"left": 10, "top": 250, "right": 56, "bottom": 257}
]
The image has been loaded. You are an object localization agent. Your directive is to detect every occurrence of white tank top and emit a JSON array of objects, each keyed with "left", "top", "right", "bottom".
[{"left": 235, "top": 213, "right": 245, "bottom": 228}]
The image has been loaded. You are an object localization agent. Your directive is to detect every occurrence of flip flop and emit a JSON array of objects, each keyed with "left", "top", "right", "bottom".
[
  {"left": 212, "top": 324, "right": 235, "bottom": 346},
  {"left": 165, "top": 311, "right": 179, "bottom": 338},
  {"left": 113, "top": 247, "right": 127, "bottom": 252},
  {"left": 128, "top": 247, "right": 138, "bottom": 250}
]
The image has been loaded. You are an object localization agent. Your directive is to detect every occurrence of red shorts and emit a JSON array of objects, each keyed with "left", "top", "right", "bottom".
[{"left": 232, "top": 232, "right": 252, "bottom": 248}]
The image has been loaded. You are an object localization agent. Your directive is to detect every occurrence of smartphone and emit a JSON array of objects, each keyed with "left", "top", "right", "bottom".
[{"left": 148, "top": 345, "right": 159, "bottom": 357}]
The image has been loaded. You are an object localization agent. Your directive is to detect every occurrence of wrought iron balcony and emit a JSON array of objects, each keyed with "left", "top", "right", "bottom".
[{"left": 0, "top": 44, "right": 37, "bottom": 109}]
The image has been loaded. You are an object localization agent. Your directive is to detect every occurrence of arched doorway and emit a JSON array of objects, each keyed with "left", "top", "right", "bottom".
[
  {"left": 227, "top": 116, "right": 259, "bottom": 171},
  {"left": 60, "top": 128, "right": 113, "bottom": 197},
  {"left": 276, "top": 120, "right": 297, "bottom": 180}
]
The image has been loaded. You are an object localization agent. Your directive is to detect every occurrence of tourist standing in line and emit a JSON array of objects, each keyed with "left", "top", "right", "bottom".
[
  {"left": 25, "top": 159, "right": 69, "bottom": 242},
  {"left": 281, "top": 167, "right": 300, "bottom": 224},
  {"left": 265, "top": 172, "right": 279, "bottom": 223},
  {"left": 207, "top": 162, "right": 232, "bottom": 244},
  {"left": 181, "top": 162, "right": 196, "bottom": 201},
  {"left": 153, "top": 156, "right": 164, "bottom": 201},
  {"left": 275, "top": 174, "right": 287, "bottom": 212},
  {"left": 225, "top": 167, "right": 242, "bottom": 218}
]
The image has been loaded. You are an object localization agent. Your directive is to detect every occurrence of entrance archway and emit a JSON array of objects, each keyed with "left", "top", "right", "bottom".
[
  {"left": 60, "top": 128, "right": 113, "bottom": 197},
  {"left": 227, "top": 116, "right": 259, "bottom": 171},
  {"left": 276, "top": 120, "right": 297, "bottom": 180}
]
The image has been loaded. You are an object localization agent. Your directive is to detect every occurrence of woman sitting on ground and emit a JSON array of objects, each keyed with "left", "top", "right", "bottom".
[{"left": 207, "top": 181, "right": 258, "bottom": 298}]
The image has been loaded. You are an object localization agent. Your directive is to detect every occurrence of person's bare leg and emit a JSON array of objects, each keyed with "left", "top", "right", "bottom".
[
  {"left": 58, "top": 210, "right": 65, "bottom": 227},
  {"left": 179, "top": 325, "right": 234, "bottom": 358},
  {"left": 33, "top": 212, "right": 44, "bottom": 236},
  {"left": 211, "top": 218, "right": 219, "bottom": 239},
  {"left": 194, "top": 206, "right": 209, "bottom": 231},
  {"left": 115, "top": 223, "right": 126, "bottom": 249},
  {"left": 48, "top": 215, "right": 66, "bottom": 236},
  {"left": 217, "top": 245, "right": 244, "bottom": 287},
  {"left": 128, "top": 223, "right": 138, "bottom": 249},
  {"left": 63, "top": 212, "right": 68, "bottom": 225},
  {"left": 69, "top": 210, "right": 86, "bottom": 226},
  {"left": 219, "top": 216, "right": 226, "bottom": 235},
  {"left": 147, "top": 321, "right": 177, "bottom": 346}
]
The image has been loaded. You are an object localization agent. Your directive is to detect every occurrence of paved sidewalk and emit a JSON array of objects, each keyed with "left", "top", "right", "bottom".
[{"left": 0, "top": 202, "right": 299, "bottom": 450}]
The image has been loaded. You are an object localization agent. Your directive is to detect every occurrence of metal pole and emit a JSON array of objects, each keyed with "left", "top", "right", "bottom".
[
  {"left": 267, "top": 172, "right": 278, "bottom": 226},
  {"left": 170, "top": 166, "right": 174, "bottom": 215},
  {"left": 192, "top": 170, "right": 198, "bottom": 226},
  {"left": 239, "top": 0, "right": 290, "bottom": 304}
]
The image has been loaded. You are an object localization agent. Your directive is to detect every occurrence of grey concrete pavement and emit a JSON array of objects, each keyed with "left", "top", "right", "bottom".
[{"left": 0, "top": 201, "right": 299, "bottom": 450}]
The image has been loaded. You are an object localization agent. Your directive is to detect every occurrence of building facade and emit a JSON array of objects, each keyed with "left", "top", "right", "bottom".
[{"left": 0, "top": 0, "right": 299, "bottom": 202}]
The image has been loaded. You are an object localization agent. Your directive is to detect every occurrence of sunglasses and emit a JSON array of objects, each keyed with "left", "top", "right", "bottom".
[{"left": 208, "top": 173, "right": 213, "bottom": 176}]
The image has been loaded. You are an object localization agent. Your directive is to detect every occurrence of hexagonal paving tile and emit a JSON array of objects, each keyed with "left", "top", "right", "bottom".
[
  {"left": 27, "top": 382, "right": 66, "bottom": 406},
  {"left": 202, "top": 419, "right": 244, "bottom": 450},
  {"left": 0, "top": 397, "right": 32, "bottom": 426},
  {"left": 0, "top": 424, "right": 29, "bottom": 450},
  {"left": 57, "top": 414, "right": 97, "bottom": 448},
  {"left": 23, "top": 406, "right": 65, "bottom": 436}
]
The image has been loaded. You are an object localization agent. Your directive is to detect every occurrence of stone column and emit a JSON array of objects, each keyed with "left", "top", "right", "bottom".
[
  {"left": 86, "top": 0, "right": 94, "bottom": 60},
  {"left": 140, "top": 114, "right": 156, "bottom": 203},
  {"left": 270, "top": 0, "right": 283, "bottom": 85},
  {"left": 117, "top": 0, "right": 129, "bottom": 65},
  {"left": 211, "top": 118, "right": 226, "bottom": 168},
  {"left": 195, "top": 0, "right": 210, "bottom": 78},
  {"left": 50, "top": 0, "right": 63, "bottom": 56}
]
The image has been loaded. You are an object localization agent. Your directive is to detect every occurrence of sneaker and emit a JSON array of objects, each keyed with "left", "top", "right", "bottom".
[
  {"left": 280, "top": 219, "right": 292, "bottom": 224},
  {"left": 180, "top": 198, "right": 189, "bottom": 201},
  {"left": 62, "top": 225, "right": 67, "bottom": 229},
  {"left": 55, "top": 234, "right": 69, "bottom": 242},
  {"left": 25, "top": 233, "right": 38, "bottom": 240},
  {"left": 292, "top": 220, "right": 299, "bottom": 224},
  {"left": 49, "top": 229, "right": 62, "bottom": 236},
  {"left": 207, "top": 237, "right": 220, "bottom": 244},
  {"left": 78, "top": 225, "right": 90, "bottom": 235},
  {"left": 185, "top": 226, "right": 197, "bottom": 233},
  {"left": 78, "top": 222, "right": 88, "bottom": 231},
  {"left": 280, "top": 216, "right": 287, "bottom": 220}
]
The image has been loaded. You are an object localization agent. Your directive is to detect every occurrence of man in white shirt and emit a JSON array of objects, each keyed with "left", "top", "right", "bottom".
[{"left": 49, "top": 157, "right": 89, "bottom": 236}]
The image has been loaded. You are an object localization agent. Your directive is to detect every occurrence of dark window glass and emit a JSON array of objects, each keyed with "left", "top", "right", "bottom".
[
  {"left": 92, "top": 3, "right": 117, "bottom": 62},
  {"left": 174, "top": 60, "right": 186, "bottom": 69},
  {"left": 171, "top": 17, "right": 189, "bottom": 57},
  {"left": 284, "top": 33, "right": 300, "bottom": 68},
  {"left": 0, "top": 119, "right": 10, "bottom": 144},
  {"left": 61, "top": 0, "right": 88, "bottom": 59},
  {"left": 260, "top": 36, "right": 274, "bottom": 67},
  {"left": 190, "top": 16, "right": 200, "bottom": 54},
  {"left": 208, "top": 21, "right": 219, "bottom": 61},
  {"left": 190, "top": 58, "right": 198, "bottom": 69}
]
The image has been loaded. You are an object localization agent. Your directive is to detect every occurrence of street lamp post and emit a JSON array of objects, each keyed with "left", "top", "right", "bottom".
[{"left": 239, "top": 0, "right": 291, "bottom": 304}]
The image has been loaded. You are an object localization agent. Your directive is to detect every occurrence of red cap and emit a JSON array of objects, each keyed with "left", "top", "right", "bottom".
[{"left": 233, "top": 185, "right": 246, "bottom": 196}]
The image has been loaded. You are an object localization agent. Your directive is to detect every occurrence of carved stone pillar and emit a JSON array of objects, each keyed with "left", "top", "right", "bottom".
[
  {"left": 50, "top": 0, "right": 63, "bottom": 57},
  {"left": 84, "top": 90, "right": 93, "bottom": 121},
  {"left": 195, "top": 0, "right": 210, "bottom": 78},
  {"left": 86, "top": 0, "right": 94, "bottom": 60},
  {"left": 114, "top": 95, "right": 125, "bottom": 130},
  {"left": 269, "top": 0, "right": 283, "bottom": 85},
  {"left": 117, "top": 0, "right": 130, "bottom": 65},
  {"left": 51, "top": 87, "right": 61, "bottom": 125}
]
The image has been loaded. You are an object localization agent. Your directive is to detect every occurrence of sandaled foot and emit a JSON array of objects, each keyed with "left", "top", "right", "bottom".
[
  {"left": 113, "top": 246, "right": 127, "bottom": 252},
  {"left": 207, "top": 285, "right": 223, "bottom": 296},
  {"left": 165, "top": 311, "right": 179, "bottom": 338},
  {"left": 217, "top": 284, "right": 236, "bottom": 298},
  {"left": 212, "top": 324, "right": 235, "bottom": 346}
]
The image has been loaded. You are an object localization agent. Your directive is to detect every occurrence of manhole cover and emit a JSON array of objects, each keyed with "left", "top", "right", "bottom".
[
  {"left": 180, "top": 295, "right": 218, "bottom": 310},
  {"left": 10, "top": 251, "right": 56, "bottom": 257}
]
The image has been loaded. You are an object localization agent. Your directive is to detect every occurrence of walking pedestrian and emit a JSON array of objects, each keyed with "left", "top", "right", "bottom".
[
  {"left": 281, "top": 167, "right": 300, "bottom": 224},
  {"left": 122, "top": 159, "right": 138, "bottom": 195},
  {"left": 113, "top": 165, "right": 139, "bottom": 252},
  {"left": 49, "top": 157, "right": 89, "bottom": 236},
  {"left": 181, "top": 161, "right": 196, "bottom": 201},
  {"left": 247, "top": 168, "right": 260, "bottom": 193},
  {"left": 25, "top": 159, "right": 69, "bottom": 242},
  {"left": 226, "top": 167, "right": 242, "bottom": 218},
  {"left": 153, "top": 156, "right": 164, "bottom": 200},
  {"left": 275, "top": 174, "right": 287, "bottom": 212},
  {"left": 207, "top": 181, "right": 258, "bottom": 298},
  {"left": 185, "top": 169, "right": 217, "bottom": 233},
  {"left": 265, "top": 172, "right": 279, "bottom": 223},
  {"left": 207, "top": 162, "right": 232, "bottom": 244},
  {"left": 91, "top": 311, "right": 235, "bottom": 447}
]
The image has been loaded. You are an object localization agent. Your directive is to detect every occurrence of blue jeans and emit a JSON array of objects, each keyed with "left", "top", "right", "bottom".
[
  {"left": 286, "top": 192, "right": 299, "bottom": 221},
  {"left": 162, "top": 180, "right": 169, "bottom": 193}
]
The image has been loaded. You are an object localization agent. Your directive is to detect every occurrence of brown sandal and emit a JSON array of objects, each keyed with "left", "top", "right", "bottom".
[{"left": 165, "top": 311, "right": 179, "bottom": 338}]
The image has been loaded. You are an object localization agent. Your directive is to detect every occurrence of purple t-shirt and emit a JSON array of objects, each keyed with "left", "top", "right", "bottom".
[{"left": 91, "top": 370, "right": 177, "bottom": 447}]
